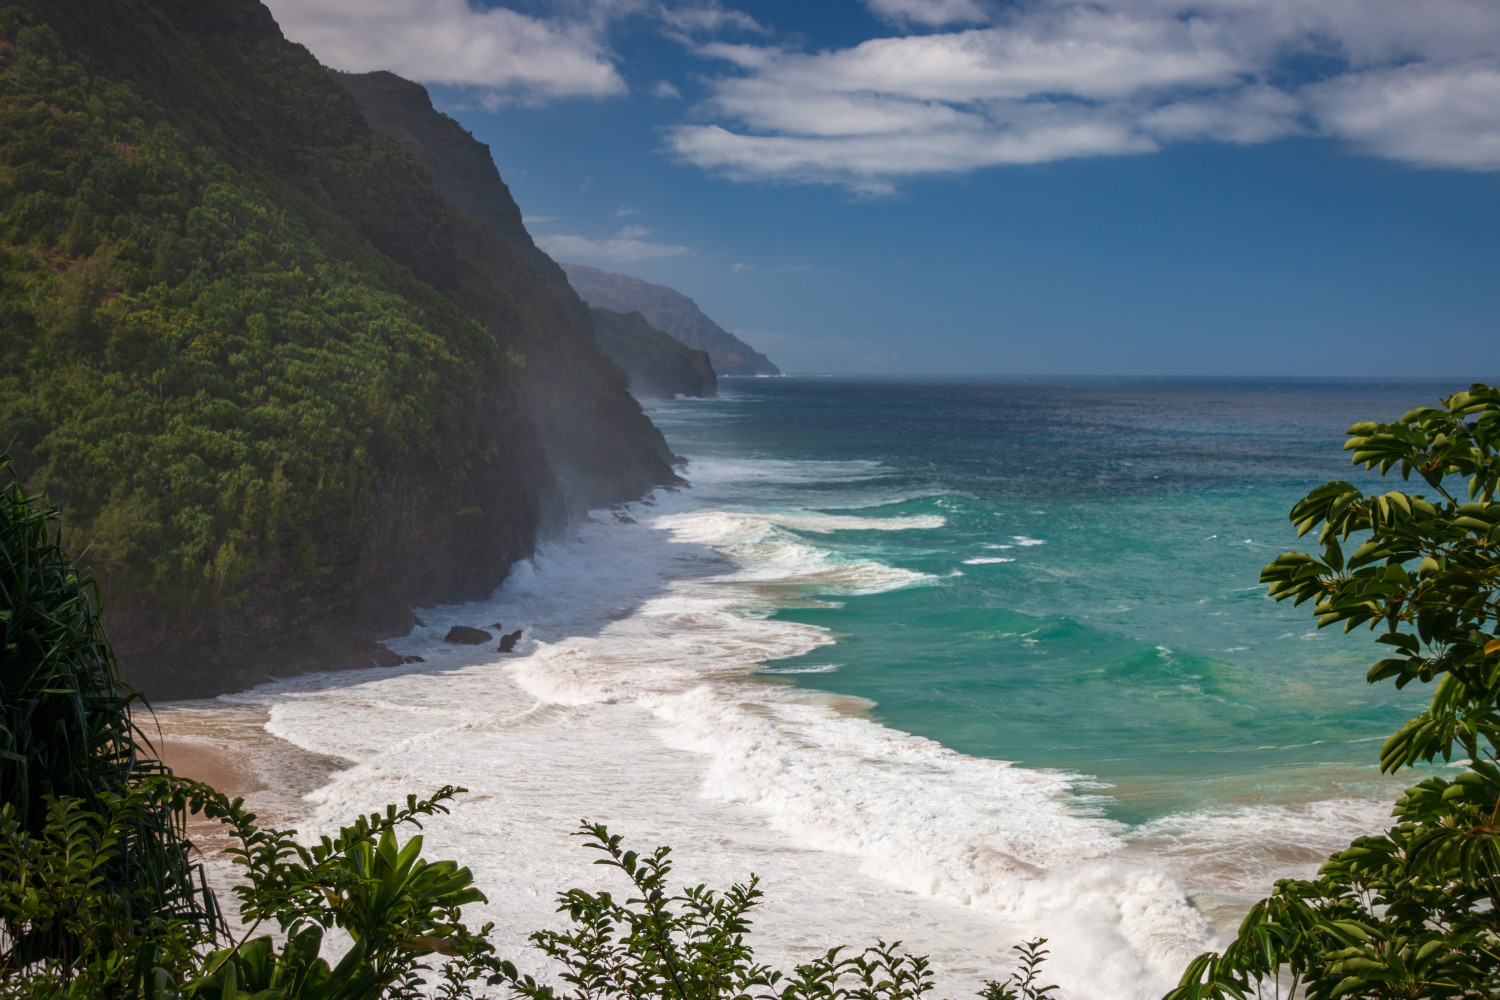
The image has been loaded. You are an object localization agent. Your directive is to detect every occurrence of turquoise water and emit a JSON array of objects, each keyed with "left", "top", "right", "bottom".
[{"left": 659, "top": 377, "right": 1453, "bottom": 825}]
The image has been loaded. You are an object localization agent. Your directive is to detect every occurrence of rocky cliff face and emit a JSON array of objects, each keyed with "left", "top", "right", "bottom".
[
  {"left": 590, "top": 308, "right": 716, "bottom": 399},
  {"left": 336, "top": 71, "right": 567, "bottom": 291},
  {"left": 5, "top": 0, "right": 679, "bottom": 699},
  {"left": 338, "top": 71, "right": 682, "bottom": 506},
  {"left": 560, "top": 263, "right": 780, "bottom": 377}
]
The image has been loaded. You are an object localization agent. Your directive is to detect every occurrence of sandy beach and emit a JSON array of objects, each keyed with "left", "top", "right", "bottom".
[{"left": 142, "top": 699, "right": 347, "bottom": 882}]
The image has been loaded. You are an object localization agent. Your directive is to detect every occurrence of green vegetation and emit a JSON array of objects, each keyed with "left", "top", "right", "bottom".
[
  {"left": 1170, "top": 384, "right": 1500, "bottom": 999},
  {"left": 1, "top": 456, "right": 218, "bottom": 973},
  {"left": 0, "top": 2, "right": 536, "bottom": 688}
]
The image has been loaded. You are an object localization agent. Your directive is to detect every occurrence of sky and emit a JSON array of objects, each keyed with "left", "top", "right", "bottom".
[{"left": 263, "top": 0, "right": 1500, "bottom": 376}]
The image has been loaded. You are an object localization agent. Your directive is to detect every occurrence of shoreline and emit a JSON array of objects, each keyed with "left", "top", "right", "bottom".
[{"left": 145, "top": 700, "right": 347, "bottom": 835}]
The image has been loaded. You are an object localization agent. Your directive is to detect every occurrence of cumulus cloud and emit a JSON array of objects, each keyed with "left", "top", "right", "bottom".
[
  {"left": 534, "top": 226, "right": 691, "bottom": 263},
  {"left": 665, "top": 0, "right": 1500, "bottom": 189},
  {"left": 1306, "top": 62, "right": 1500, "bottom": 169},
  {"left": 264, "top": 0, "right": 625, "bottom": 102}
]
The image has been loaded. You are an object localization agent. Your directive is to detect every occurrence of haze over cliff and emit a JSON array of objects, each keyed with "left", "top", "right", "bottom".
[
  {"left": 561, "top": 263, "right": 780, "bottom": 377},
  {"left": 0, "top": 0, "right": 679, "bottom": 698},
  {"left": 338, "top": 72, "right": 715, "bottom": 402}
]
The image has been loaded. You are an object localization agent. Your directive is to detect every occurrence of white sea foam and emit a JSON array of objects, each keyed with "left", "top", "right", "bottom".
[
  {"left": 1012, "top": 536, "right": 1047, "bottom": 546},
  {"left": 1120, "top": 797, "right": 1398, "bottom": 933},
  {"left": 768, "top": 512, "right": 947, "bottom": 533},
  {"left": 964, "top": 557, "right": 1017, "bottom": 564},
  {"left": 232, "top": 457, "right": 1232, "bottom": 999}
]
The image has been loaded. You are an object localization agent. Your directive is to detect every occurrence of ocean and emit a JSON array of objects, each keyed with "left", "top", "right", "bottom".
[{"left": 189, "top": 377, "right": 1459, "bottom": 999}]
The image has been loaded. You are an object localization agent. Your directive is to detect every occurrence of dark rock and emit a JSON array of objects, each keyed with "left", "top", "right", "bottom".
[
  {"left": 444, "top": 626, "right": 493, "bottom": 645},
  {"left": 562, "top": 263, "right": 778, "bottom": 376},
  {"left": 497, "top": 629, "right": 523, "bottom": 653},
  {"left": 588, "top": 308, "right": 717, "bottom": 399},
  {"left": 402, "top": 654, "right": 426, "bottom": 664},
  {"left": 373, "top": 644, "right": 404, "bottom": 668},
  {"left": 412, "top": 614, "right": 427, "bottom": 627},
  {"left": 489, "top": 622, "right": 504, "bottom": 630}
]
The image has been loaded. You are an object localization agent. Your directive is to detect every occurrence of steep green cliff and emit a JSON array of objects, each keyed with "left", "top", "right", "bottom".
[
  {"left": 0, "top": 0, "right": 677, "bottom": 698},
  {"left": 336, "top": 71, "right": 716, "bottom": 403},
  {"left": 560, "top": 262, "right": 780, "bottom": 377}
]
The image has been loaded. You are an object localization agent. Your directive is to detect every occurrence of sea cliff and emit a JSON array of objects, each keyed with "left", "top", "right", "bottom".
[
  {"left": 337, "top": 71, "right": 716, "bottom": 402},
  {"left": 561, "top": 262, "right": 780, "bottom": 377},
  {"left": 0, "top": 0, "right": 679, "bottom": 698}
]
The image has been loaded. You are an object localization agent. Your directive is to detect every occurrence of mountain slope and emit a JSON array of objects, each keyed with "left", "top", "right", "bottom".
[
  {"left": 336, "top": 70, "right": 567, "bottom": 291},
  {"left": 0, "top": 0, "right": 677, "bottom": 697},
  {"left": 590, "top": 308, "right": 716, "bottom": 399},
  {"left": 560, "top": 263, "right": 780, "bottom": 377},
  {"left": 338, "top": 71, "right": 716, "bottom": 404}
]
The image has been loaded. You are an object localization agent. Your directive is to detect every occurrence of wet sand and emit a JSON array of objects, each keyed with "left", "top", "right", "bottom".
[{"left": 140, "top": 700, "right": 348, "bottom": 886}]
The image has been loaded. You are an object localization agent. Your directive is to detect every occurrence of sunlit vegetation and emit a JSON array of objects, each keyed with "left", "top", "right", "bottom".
[
  {"left": 0, "top": 5, "right": 510, "bottom": 622},
  {"left": 1172, "top": 385, "right": 1500, "bottom": 999}
]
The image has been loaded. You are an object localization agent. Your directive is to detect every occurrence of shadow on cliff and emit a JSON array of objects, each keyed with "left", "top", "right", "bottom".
[{"left": 176, "top": 491, "right": 752, "bottom": 704}]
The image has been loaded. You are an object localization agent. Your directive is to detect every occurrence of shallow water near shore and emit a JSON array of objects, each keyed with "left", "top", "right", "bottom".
[{"left": 163, "top": 377, "right": 1459, "bottom": 999}]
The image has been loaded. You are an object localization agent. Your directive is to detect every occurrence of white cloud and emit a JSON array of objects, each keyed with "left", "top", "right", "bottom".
[
  {"left": 534, "top": 226, "right": 691, "bottom": 263},
  {"left": 652, "top": 79, "right": 684, "bottom": 98},
  {"left": 1141, "top": 85, "right": 1305, "bottom": 144},
  {"left": 265, "top": 0, "right": 624, "bottom": 102},
  {"left": 1306, "top": 61, "right": 1500, "bottom": 169},
  {"left": 863, "top": 0, "right": 988, "bottom": 27},
  {"left": 658, "top": 2, "right": 767, "bottom": 35},
  {"left": 666, "top": 0, "right": 1500, "bottom": 189},
  {"left": 671, "top": 112, "right": 1156, "bottom": 194}
]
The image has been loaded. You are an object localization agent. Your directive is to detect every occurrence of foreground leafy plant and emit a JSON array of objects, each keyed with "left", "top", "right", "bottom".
[
  {"left": 1168, "top": 384, "right": 1500, "bottom": 1000},
  {"left": 1, "top": 779, "right": 509, "bottom": 999},
  {"left": 494, "top": 821, "right": 1051, "bottom": 1000},
  {"left": 0, "top": 456, "right": 216, "bottom": 973}
]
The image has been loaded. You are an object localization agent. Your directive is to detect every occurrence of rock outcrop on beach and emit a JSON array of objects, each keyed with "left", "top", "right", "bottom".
[
  {"left": 0, "top": 0, "right": 679, "bottom": 698},
  {"left": 561, "top": 263, "right": 780, "bottom": 377},
  {"left": 589, "top": 308, "right": 717, "bottom": 398}
]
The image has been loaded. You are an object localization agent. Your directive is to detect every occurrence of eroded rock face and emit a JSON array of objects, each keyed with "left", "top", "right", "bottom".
[
  {"left": 560, "top": 263, "right": 780, "bottom": 377},
  {"left": 444, "top": 626, "right": 493, "bottom": 645}
]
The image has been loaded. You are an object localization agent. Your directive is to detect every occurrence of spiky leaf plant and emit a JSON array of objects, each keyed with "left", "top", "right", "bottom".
[{"left": 0, "top": 454, "right": 216, "bottom": 969}]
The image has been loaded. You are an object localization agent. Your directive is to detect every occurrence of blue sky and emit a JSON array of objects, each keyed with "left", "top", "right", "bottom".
[{"left": 266, "top": 0, "right": 1500, "bottom": 376}]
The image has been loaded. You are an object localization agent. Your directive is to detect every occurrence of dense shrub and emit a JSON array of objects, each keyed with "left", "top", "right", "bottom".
[{"left": 0, "top": 5, "right": 507, "bottom": 619}]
